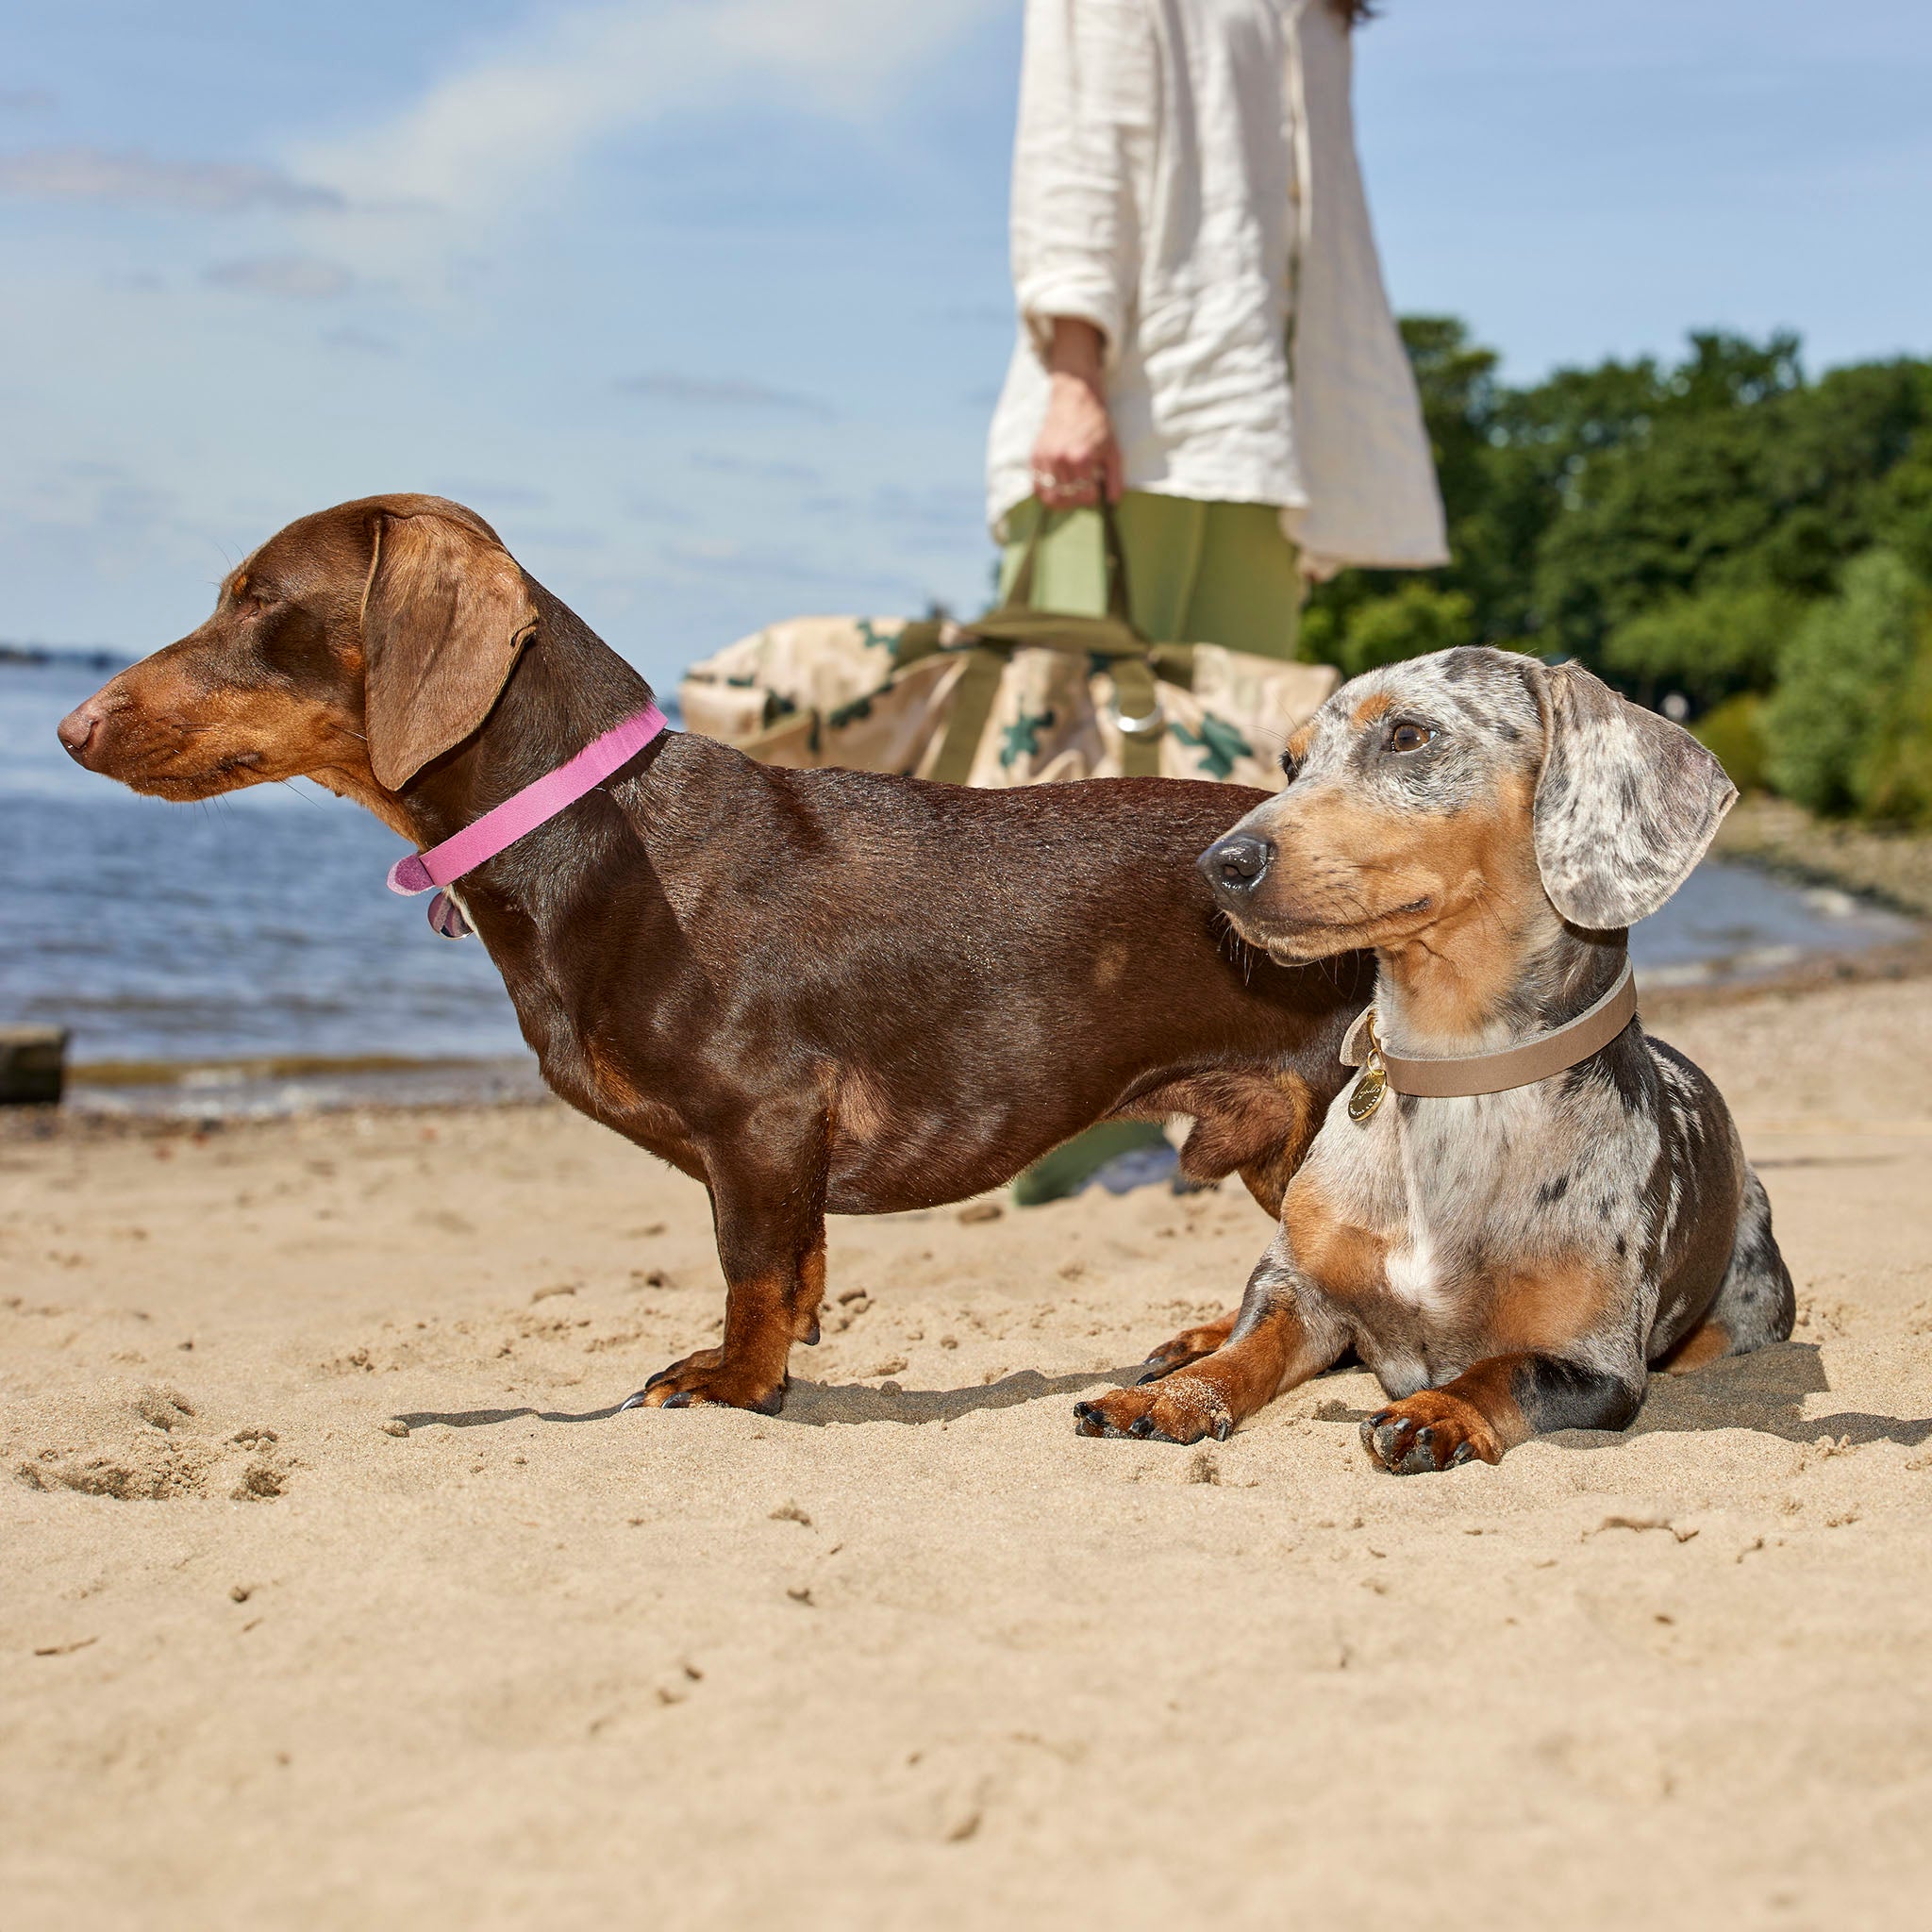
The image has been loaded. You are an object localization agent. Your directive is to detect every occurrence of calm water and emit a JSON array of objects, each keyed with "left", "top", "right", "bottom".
[
  {"left": 0, "top": 655, "right": 527, "bottom": 1069},
  {"left": 0, "top": 655, "right": 1917, "bottom": 1106}
]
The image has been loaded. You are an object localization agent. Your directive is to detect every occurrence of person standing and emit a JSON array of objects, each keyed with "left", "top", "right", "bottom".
[
  {"left": 986, "top": 0, "right": 1447, "bottom": 658},
  {"left": 984, "top": 0, "right": 1443, "bottom": 1204}
]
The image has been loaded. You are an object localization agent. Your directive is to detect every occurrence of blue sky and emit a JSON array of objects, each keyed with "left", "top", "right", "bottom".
[{"left": 4, "top": 0, "right": 1929, "bottom": 682}]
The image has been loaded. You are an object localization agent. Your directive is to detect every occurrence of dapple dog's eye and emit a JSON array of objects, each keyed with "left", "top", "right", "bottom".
[
  {"left": 1278, "top": 751, "right": 1303, "bottom": 783},
  {"left": 1389, "top": 723, "right": 1433, "bottom": 754}
]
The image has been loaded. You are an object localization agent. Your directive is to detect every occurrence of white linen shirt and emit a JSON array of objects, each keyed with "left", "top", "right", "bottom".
[{"left": 985, "top": 0, "right": 1449, "bottom": 576}]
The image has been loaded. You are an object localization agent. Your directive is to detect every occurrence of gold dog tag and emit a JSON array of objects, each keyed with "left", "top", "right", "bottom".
[
  {"left": 1347, "top": 1014, "right": 1387, "bottom": 1123},
  {"left": 1348, "top": 1058, "right": 1386, "bottom": 1123}
]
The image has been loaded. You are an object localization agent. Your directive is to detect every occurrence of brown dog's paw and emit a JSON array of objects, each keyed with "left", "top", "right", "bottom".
[
  {"left": 1074, "top": 1377, "right": 1233, "bottom": 1444},
  {"left": 1138, "top": 1312, "right": 1238, "bottom": 1382},
  {"left": 1359, "top": 1391, "right": 1504, "bottom": 1475},
  {"left": 619, "top": 1350, "right": 788, "bottom": 1416}
]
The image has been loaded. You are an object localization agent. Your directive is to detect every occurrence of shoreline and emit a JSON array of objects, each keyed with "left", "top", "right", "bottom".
[
  {"left": 1714, "top": 791, "right": 1932, "bottom": 919},
  {"left": 25, "top": 926, "right": 1929, "bottom": 1125},
  {"left": 2, "top": 812, "right": 1923, "bottom": 1127}
]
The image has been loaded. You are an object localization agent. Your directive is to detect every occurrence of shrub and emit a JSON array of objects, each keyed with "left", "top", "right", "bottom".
[
  {"left": 1762, "top": 549, "right": 1928, "bottom": 815},
  {"left": 1307, "top": 582, "right": 1476, "bottom": 681},
  {"left": 1857, "top": 630, "right": 1932, "bottom": 825},
  {"left": 1601, "top": 583, "right": 1802, "bottom": 709},
  {"left": 1693, "top": 692, "right": 1769, "bottom": 793}
]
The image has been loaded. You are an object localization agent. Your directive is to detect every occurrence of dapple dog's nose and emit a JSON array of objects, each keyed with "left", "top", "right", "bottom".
[
  {"left": 1200, "top": 832, "right": 1274, "bottom": 897},
  {"left": 57, "top": 703, "right": 102, "bottom": 761}
]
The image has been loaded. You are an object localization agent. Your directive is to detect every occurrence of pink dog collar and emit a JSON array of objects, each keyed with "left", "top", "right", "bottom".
[{"left": 387, "top": 705, "right": 667, "bottom": 935}]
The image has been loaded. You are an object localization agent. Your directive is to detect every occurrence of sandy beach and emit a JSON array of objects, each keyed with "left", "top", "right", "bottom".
[{"left": 5, "top": 971, "right": 1931, "bottom": 1930}]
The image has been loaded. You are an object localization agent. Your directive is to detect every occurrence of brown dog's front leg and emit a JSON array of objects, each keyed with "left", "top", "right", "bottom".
[{"left": 623, "top": 1161, "right": 828, "bottom": 1417}]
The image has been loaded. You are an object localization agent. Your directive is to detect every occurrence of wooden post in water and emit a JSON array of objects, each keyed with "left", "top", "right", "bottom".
[{"left": 0, "top": 1026, "right": 68, "bottom": 1105}]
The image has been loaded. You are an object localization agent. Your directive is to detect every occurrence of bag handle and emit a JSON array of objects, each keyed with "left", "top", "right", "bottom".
[{"left": 1002, "top": 499, "right": 1136, "bottom": 628}]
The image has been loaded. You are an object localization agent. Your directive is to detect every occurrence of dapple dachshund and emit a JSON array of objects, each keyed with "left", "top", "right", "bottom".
[
  {"left": 58, "top": 494, "right": 1370, "bottom": 1416},
  {"left": 1075, "top": 645, "right": 1795, "bottom": 1470}
]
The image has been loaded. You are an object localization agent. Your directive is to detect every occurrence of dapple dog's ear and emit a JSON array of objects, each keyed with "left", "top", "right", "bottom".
[
  {"left": 1526, "top": 659, "right": 1736, "bottom": 929},
  {"left": 360, "top": 509, "right": 538, "bottom": 791}
]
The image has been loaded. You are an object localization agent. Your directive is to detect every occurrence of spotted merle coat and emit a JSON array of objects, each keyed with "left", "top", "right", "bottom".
[{"left": 1077, "top": 646, "right": 1795, "bottom": 1472}]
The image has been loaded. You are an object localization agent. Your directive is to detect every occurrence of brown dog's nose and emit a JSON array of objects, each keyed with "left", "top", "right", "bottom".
[
  {"left": 1199, "top": 832, "right": 1274, "bottom": 901},
  {"left": 57, "top": 702, "right": 103, "bottom": 761}
]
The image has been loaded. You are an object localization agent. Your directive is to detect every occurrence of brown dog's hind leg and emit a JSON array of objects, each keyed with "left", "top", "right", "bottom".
[{"left": 1361, "top": 1353, "right": 1643, "bottom": 1474}]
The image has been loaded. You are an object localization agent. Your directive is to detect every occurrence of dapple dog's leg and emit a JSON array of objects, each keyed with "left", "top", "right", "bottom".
[
  {"left": 1078, "top": 1257, "right": 1348, "bottom": 1443},
  {"left": 1662, "top": 1168, "right": 1796, "bottom": 1372},
  {"left": 1138, "top": 1310, "right": 1240, "bottom": 1379},
  {"left": 1361, "top": 1353, "right": 1644, "bottom": 1474}
]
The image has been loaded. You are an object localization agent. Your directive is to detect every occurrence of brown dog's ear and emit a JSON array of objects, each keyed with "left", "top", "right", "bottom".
[
  {"left": 360, "top": 508, "right": 538, "bottom": 791},
  {"left": 1527, "top": 659, "right": 1736, "bottom": 929}
]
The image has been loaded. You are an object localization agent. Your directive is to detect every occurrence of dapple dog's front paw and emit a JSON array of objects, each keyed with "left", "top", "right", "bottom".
[
  {"left": 620, "top": 1348, "right": 788, "bottom": 1416},
  {"left": 1359, "top": 1391, "right": 1503, "bottom": 1474},
  {"left": 1074, "top": 1376, "right": 1234, "bottom": 1444}
]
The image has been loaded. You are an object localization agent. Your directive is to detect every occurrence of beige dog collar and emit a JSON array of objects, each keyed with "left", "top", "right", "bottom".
[{"left": 1341, "top": 958, "right": 1638, "bottom": 1117}]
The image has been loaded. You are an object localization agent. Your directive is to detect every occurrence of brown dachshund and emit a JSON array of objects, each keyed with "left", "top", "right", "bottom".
[{"left": 58, "top": 494, "right": 1369, "bottom": 1415}]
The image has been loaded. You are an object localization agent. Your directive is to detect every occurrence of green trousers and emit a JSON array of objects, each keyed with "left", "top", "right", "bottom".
[{"left": 998, "top": 491, "right": 1303, "bottom": 660}]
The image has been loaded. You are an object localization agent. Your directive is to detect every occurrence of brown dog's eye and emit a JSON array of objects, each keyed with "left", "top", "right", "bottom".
[
  {"left": 1389, "top": 723, "right": 1434, "bottom": 754},
  {"left": 1279, "top": 752, "right": 1303, "bottom": 783}
]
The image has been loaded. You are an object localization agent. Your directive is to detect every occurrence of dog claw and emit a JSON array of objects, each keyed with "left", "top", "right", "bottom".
[
  {"left": 1128, "top": 1414, "right": 1156, "bottom": 1439},
  {"left": 1212, "top": 1417, "right": 1232, "bottom": 1442},
  {"left": 1449, "top": 1440, "right": 1476, "bottom": 1467},
  {"left": 618, "top": 1389, "right": 649, "bottom": 1413},
  {"left": 662, "top": 1391, "right": 693, "bottom": 1409}
]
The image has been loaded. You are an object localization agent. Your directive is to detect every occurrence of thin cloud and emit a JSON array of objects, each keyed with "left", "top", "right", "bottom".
[
  {"left": 659, "top": 536, "right": 842, "bottom": 582},
  {"left": 430, "top": 480, "right": 551, "bottom": 510},
  {"left": 511, "top": 525, "right": 606, "bottom": 551},
  {"left": 658, "top": 535, "right": 924, "bottom": 600},
  {"left": 620, "top": 491, "right": 697, "bottom": 526},
  {"left": 204, "top": 256, "right": 355, "bottom": 300},
  {"left": 688, "top": 452, "right": 824, "bottom": 483},
  {"left": 926, "top": 300, "right": 1014, "bottom": 326},
  {"left": 0, "top": 89, "right": 56, "bottom": 112},
  {"left": 322, "top": 325, "right": 397, "bottom": 355},
  {"left": 0, "top": 147, "right": 343, "bottom": 213},
  {"left": 873, "top": 482, "right": 982, "bottom": 529},
  {"left": 291, "top": 0, "right": 1009, "bottom": 220},
  {"left": 616, "top": 373, "right": 831, "bottom": 417}
]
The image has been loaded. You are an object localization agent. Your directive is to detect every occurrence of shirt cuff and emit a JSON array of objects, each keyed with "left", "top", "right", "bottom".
[{"left": 1015, "top": 273, "right": 1124, "bottom": 374}]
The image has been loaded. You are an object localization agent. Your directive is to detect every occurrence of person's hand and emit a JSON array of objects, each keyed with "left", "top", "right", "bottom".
[{"left": 1030, "top": 318, "right": 1124, "bottom": 508}]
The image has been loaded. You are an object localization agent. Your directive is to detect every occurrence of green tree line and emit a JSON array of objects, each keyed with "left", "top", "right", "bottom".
[{"left": 1304, "top": 320, "right": 1932, "bottom": 824}]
